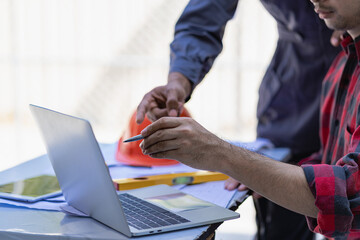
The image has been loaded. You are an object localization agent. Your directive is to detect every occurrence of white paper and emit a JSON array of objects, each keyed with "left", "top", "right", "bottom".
[
  {"left": 178, "top": 181, "right": 236, "bottom": 208},
  {"left": 0, "top": 197, "right": 62, "bottom": 211}
]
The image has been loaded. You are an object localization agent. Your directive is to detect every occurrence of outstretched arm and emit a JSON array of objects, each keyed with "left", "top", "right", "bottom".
[
  {"left": 140, "top": 117, "right": 318, "bottom": 217},
  {"left": 136, "top": 1, "right": 239, "bottom": 124}
]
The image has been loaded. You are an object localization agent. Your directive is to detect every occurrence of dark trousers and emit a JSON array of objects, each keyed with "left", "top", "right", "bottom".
[{"left": 254, "top": 197, "right": 314, "bottom": 240}]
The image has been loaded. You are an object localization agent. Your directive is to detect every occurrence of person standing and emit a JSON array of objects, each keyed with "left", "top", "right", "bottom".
[
  {"left": 136, "top": 1, "right": 341, "bottom": 239},
  {"left": 138, "top": 0, "right": 360, "bottom": 237}
]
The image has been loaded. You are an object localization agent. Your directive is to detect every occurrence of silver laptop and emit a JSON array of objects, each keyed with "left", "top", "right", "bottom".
[{"left": 29, "top": 104, "right": 239, "bottom": 237}]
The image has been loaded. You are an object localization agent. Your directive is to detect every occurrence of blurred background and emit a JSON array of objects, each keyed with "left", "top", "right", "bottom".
[{"left": 0, "top": 0, "right": 277, "bottom": 238}]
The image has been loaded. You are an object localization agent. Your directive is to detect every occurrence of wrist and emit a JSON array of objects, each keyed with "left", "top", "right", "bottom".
[
  {"left": 168, "top": 72, "right": 192, "bottom": 99},
  {"left": 209, "top": 138, "right": 238, "bottom": 173}
]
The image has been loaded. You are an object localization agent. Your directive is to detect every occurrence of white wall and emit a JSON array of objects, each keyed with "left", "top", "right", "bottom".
[{"left": 0, "top": 0, "right": 277, "bottom": 170}]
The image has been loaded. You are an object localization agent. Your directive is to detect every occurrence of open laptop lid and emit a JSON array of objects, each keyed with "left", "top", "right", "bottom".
[
  {"left": 30, "top": 105, "right": 240, "bottom": 237},
  {"left": 29, "top": 104, "right": 131, "bottom": 237}
]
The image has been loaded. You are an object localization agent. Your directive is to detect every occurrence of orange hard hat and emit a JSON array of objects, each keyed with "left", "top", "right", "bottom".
[{"left": 116, "top": 108, "right": 191, "bottom": 167}]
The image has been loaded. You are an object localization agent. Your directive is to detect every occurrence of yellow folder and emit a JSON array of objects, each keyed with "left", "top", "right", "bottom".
[{"left": 113, "top": 171, "right": 229, "bottom": 190}]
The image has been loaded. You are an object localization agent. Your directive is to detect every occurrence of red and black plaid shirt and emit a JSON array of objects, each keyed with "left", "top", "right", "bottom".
[{"left": 300, "top": 34, "right": 360, "bottom": 239}]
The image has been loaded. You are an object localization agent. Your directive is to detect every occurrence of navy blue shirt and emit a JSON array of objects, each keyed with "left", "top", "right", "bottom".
[{"left": 169, "top": 0, "right": 341, "bottom": 157}]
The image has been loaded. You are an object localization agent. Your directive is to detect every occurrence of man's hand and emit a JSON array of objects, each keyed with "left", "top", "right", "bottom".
[
  {"left": 331, "top": 30, "right": 345, "bottom": 47},
  {"left": 140, "top": 117, "right": 225, "bottom": 171},
  {"left": 224, "top": 177, "right": 244, "bottom": 190},
  {"left": 136, "top": 72, "right": 191, "bottom": 124},
  {"left": 225, "top": 177, "right": 262, "bottom": 199}
]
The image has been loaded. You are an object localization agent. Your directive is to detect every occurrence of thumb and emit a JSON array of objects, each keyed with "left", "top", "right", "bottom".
[
  {"left": 166, "top": 89, "right": 183, "bottom": 117},
  {"left": 167, "top": 100, "right": 182, "bottom": 117},
  {"left": 330, "top": 30, "right": 344, "bottom": 47}
]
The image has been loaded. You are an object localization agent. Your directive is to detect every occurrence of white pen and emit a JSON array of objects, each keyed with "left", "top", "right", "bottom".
[{"left": 123, "top": 134, "right": 144, "bottom": 143}]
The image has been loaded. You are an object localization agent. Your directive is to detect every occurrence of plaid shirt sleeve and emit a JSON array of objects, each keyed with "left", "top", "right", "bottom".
[
  {"left": 301, "top": 145, "right": 360, "bottom": 237},
  {"left": 298, "top": 151, "right": 323, "bottom": 165},
  {"left": 300, "top": 35, "right": 360, "bottom": 238}
]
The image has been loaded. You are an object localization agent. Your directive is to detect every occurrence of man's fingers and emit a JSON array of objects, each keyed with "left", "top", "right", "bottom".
[
  {"left": 330, "top": 30, "right": 345, "bottom": 47},
  {"left": 136, "top": 86, "right": 167, "bottom": 124},
  {"left": 224, "top": 177, "right": 241, "bottom": 190},
  {"left": 237, "top": 184, "right": 248, "bottom": 191},
  {"left": 136, "top": 101, "right": 150, "bottom": 124},
  {"left": 141, "top": 136, "right": 179, "bottom": 156},
  {"left": 168, "top": 109, "right": 178, "bottom": 117},
  {"left": 148, "top": 148, "right": 180, "bottom": 160},
  {"left": 166, "top": 89, "right": 183, "bottom": 117},
  {"left": 136, "top": 93, "right": 157, "bottom": 124},
  {"left": 141, "top": 117, "right": 183, "bottom": 136},
  {"left": 146, "top": 108, "right": 169, "bottom": 122},
  {"left": 252, "top": 192, "right": 263, "bottom": 199},
  {"left": 135, "top": 83, "right": 186, "bottom": 125}
]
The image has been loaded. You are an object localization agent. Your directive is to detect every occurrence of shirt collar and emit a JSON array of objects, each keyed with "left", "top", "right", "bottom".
[{"left": 341, "top": 33, "right": 360, "bottom": 63}]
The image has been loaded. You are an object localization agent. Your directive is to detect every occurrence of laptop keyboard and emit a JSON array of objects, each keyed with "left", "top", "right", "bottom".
[{"left": 119, "top": 193, "right": 190, "bottom": 230}]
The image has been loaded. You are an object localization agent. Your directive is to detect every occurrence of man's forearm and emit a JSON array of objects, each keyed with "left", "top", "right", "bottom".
[
  {"left": 140, "top": 117, "right": 318, "bottom": 218},
  {"left": 217, "top": 141, "right": 318, "bottom": 218}
]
